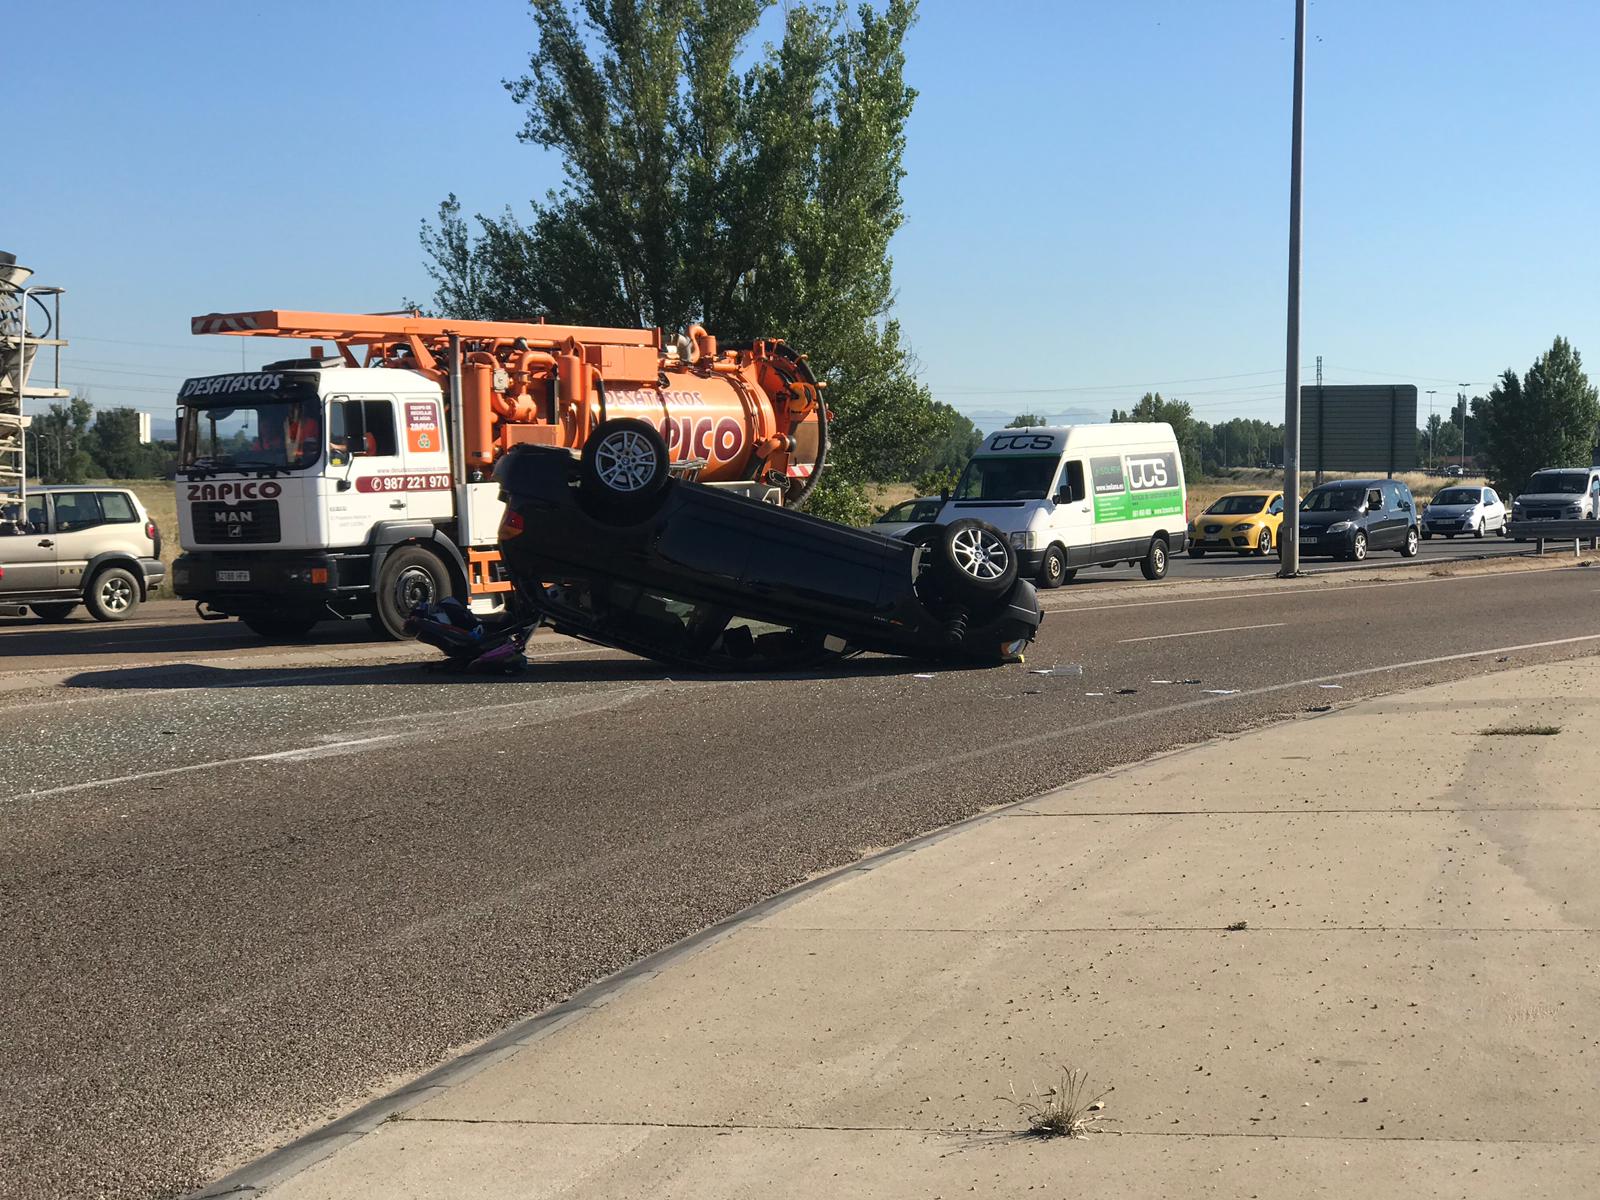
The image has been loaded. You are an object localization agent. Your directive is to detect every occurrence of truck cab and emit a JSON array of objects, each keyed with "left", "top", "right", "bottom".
[{"left": 172, "top": 362, "right": 489, "bottom": 638}]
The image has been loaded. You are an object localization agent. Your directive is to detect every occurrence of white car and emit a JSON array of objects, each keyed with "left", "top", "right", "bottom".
[{"left": 1422, "top": 485, "right": 1507, "bottom": 539}]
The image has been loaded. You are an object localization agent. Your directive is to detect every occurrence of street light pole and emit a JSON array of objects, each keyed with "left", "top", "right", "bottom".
[{"left": 1278, "top": 0, "right": 1307, "bottom": 579}]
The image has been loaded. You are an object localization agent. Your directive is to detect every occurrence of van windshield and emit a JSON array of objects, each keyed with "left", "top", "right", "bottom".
[
  {"left": 1525, "top": 471, "right": 1589, "bottom": 495},
  {"left": 1302, "top": 486, "right": 1367, "bottom": 513},
  {"left": 953, "top": 456, "right": 1058, "bottom": 502}
]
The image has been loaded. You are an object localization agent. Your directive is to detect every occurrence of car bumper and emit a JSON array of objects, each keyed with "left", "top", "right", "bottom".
[
  {"left": 1188, "top": 531, "right": 1258, "bottom": 550},
  {"left": 174, "top": 551, "right": 344, "bottom": 613},
  {"left": 1294, "top": 528, "right": 1356, "bottom": 554},
  {"left": 139, "top": 557, "right": 166, "bottom": 587}
]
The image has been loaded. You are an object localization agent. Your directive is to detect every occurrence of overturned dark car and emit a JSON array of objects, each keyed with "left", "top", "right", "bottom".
[{"left": 493, "top": 419, "right": 1042, "bottom": 671}]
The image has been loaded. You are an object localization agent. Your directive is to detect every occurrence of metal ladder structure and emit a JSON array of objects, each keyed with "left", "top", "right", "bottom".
[{"left": 1, "top": 251, "right": 68, "bottom": 513}]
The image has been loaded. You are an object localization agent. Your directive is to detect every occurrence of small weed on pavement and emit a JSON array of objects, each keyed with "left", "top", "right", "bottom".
[{"left": 1005, "top": 1068, "right": 1111, "bottom": 1139}]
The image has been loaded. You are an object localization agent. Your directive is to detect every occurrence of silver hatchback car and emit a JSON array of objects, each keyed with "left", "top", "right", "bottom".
[
  {"left": 1422, "top": 485, "right": 1507, "bottom": 539},
  {"left": 0, "top": 485, "right": 165, "bottom": 621}
]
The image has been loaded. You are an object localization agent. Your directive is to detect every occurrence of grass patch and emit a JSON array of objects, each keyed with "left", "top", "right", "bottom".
[
  {"left": 1004, "top": 1067, "right": 1111, "bottom": 1139},
  {"left": 1481, "top": 725, "right": 1562, "bottom": 737}
]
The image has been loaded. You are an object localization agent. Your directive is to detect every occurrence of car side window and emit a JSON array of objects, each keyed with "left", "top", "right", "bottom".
[
  {"left": 1366, "top": 488, "right": 1384, "bottom": 511},
  {"left": 1269, "top": 496, "right": 1283, "bottom": 515},
  {"left": 1396, "top": 487, "right": 1412, "bottom": 512},
  {"left": 1061, "top": 461, "right": 1086, "bottom": 504},
  {"left": 100, "top": 492, "right": 138, "bottom": 523},
  {"left": 53, "top": 492, "right": 105, "bottom": 532}
]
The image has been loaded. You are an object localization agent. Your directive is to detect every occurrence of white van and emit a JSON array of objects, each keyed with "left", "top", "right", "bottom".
[{"left": 940, "top": 423, "right": 1187, "bottom": 586}]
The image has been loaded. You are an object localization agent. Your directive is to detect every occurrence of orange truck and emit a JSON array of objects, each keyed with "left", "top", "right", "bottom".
[{"left": 171, "top": 310, "right": 825, "bottom": 638}]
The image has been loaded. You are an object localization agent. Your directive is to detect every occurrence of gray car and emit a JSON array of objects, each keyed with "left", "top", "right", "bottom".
[
  {"left": 0, "top": 485, "right": 165, "bottom": 621},
  {"left": 1422, "top": 485, "right": 1507, "bottom": 539}
]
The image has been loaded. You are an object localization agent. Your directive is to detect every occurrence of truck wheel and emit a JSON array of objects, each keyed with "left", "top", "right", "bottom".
[
  {"left": 933, "top": 518, "right": 1017, "bottom": 602},
  {"left": 373, "top": 546, "right": 448, "bottom": 640},
  {"left": 1038, "top": 545, "right": 1068, "bottom": 589},
  {"left": 242, "top": 614, "right": 320, "bottom": 640},
  {"left": 31, "top": 602, "right": 77, "bottom": 622},
  {"left": 581, "top": 418, "right": 670, "bottom": 519},
  {"left": 85, "top": 566, "right": 141, "bottom": 621},
  {"left": 1139, "top": 536, "right": 1169, "bottom": 580}
]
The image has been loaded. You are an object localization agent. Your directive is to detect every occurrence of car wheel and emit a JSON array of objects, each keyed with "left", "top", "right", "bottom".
[
  {"left": 1187, "top": 546, "right": 1206, "bottom": 558},
  {"left": 580, "top": 418, "right": 671, "bottom": 519},
  {"left": 1401, "top": 526, "right": 1420, "bottom": 558},
  {"left": 1351, "top": 532, "right": 1368, "bottom": 562},
  {"left": 1256, "top": 528, "right": 1273, "bottom": 556},
  {"left": 1422, "top": 528, "right": 1432, "bottom": 539},
  {"left": 932, "top": 518, "right": 1017, "bottom": 602},
  {"left": 85, "top": 566, "right": 141, "bottom": 621},
  {"left": 1475, "top": 519, "right": 1485, "bottom": 539},
  {"left": 1139, "top": 536, "right": 1169, "bottom": 580},
  {"left": 373, "top": 545, "right": 449, "bottom": 640},
  {"left": 1038, "top": 544, "right": 1068, "bottom": 589},
  {"left": 31, "top": 602, "right": 78, "bottom": 622},
  {"left": 242, "top": 614, "right": 321, "bottom": 640}
]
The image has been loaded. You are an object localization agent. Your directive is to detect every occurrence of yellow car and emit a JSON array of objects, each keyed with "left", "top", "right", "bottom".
[{"left": 1187, "top": 491, "right": 1284, "bottom": 557}]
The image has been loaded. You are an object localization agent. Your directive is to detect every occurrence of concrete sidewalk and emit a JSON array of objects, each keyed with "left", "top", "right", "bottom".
[{"left": 245, "top": 660, "right": 1600, "bottom": 1199}]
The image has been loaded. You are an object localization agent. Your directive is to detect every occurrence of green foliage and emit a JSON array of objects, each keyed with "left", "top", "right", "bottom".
[
  {"left": 802, "top": 472, "right": 875, "bottom": 526},
  {"left": 1476, "top": 336, "right": 1600, "bottom": 496},
  {"left": 422, "top": 0, "right": 935, "bottom": 501},
  {"left": 27, "top": 397, "right": 172, "bottom": 482},
  {"left": 914, "top": 466, "right": 959, "bottom": 497},
  {"left": 1006, "top": 413, "right": 1046, "bottom": 428},
  {"left": 911, "top": 401, "right": 981, "bottom": 480}
]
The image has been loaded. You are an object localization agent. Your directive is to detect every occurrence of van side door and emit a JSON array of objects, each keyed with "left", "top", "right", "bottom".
[{"left": 1049, "top": 458, "right": 1096, "bottom": 567}]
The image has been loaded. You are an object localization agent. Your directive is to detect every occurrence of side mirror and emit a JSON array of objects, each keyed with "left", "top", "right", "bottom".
[
  {"left": 940, "top": 487, "right": 949, "bottom": 503},
  {"left": 1055, "top": 487, "right": 1071, "bottom": 504}
]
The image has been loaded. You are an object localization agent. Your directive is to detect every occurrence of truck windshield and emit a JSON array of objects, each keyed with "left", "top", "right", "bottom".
[
  {"left": 177, "top": 375, "right": 324, "bottom": 472},
  {"left": 954, "top": 455, "right": 1058, "bottom": 502}
]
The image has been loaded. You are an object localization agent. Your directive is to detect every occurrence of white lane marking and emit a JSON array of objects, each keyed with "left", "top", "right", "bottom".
[
  {"left": 4, "top": 680, "right": 656, "bottom": 803},
  {"left": 825, "top": 632, "right": 1600, "bottom": 800},
  {"left": 1039, "top": 562, "right": 1566, "bottom": 615},
  {"left": 1117, "top": 621, "right": 1285, "bottom": 644}
]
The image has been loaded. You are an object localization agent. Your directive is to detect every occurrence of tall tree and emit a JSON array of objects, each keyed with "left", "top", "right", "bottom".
[
  {"left": 29, "top": 394, "right": 97, "bottom": 483},
  {"left": 421, "top": 0, "right": 931, "bottom": 521},
  {"left": 1111, "top": 392, "right": 1204, "bottom": 480},
  {"left": 1476, "top": 337, "right": 1600, "bottom": 496},
  {"left": 1005, "top": 413, "right": 1046, "bottom": 428}
]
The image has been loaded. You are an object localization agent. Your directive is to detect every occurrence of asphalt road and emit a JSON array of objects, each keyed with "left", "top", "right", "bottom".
[{"left": 4, "top": 556, "right": 1600, "bottom": 1198}]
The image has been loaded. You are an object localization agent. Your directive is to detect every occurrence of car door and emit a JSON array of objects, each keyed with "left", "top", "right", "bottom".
[
  {"left": 1267, "top": 493, "right": 1284, "bottom": 538},
  {"left": 1483, "top": 488, "right": 1504, "bottom": 529},
  {"left": 1393, "top": 484, "right": 1417, "bottom": 541},
  {"left": 49, "top": 491, "right": 109, "bottom": 593},
  {"left": 1362, "top": 486, "right": 1392, "bottom": 547},
  {"left": 0, "top": 496, "right": 59, "bottom": 594}
]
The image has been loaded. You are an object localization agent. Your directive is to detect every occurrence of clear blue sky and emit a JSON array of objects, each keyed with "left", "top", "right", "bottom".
[{"left": 11, "top": 0, "right": 1600, "bottom": 433}]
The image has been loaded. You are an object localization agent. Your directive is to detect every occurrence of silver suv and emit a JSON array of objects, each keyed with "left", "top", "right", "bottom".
[{"left": 0, "top": 485, "right": 165, "bottom": 621}]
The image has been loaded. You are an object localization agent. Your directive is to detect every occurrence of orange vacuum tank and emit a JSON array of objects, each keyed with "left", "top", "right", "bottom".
[{"left": 189, "top": 310, "right": 826, "bottom": 504}]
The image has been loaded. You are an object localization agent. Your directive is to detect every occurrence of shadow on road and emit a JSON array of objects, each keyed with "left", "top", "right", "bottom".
[
  {"left": 60, "top": 652, "right": 963, "bottom": 691},
  {"left": 0, "top": 617, "right": 386, "bottom": 659}
]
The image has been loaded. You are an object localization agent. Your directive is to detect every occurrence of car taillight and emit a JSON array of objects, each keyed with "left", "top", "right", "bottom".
[
  {"left": 499, "top": 510, "right": 524, "bottom": 539},
  {"left": 145, "top": 520, "right": 157, "bottom": 540}
]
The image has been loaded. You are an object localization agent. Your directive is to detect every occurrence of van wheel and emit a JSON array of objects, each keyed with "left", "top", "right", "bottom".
[
  {"left": 373, "top": 546, "right": 448, "bottom": 640},
  {"left": 1038, "top": 545, "right": 1068, "bottom": 589},
  {"left": 85, "top": 566, "right": 141, "bottom": 621},
  {"left": 1139, "top": 536, "right": 1169, "bottom": 581}
]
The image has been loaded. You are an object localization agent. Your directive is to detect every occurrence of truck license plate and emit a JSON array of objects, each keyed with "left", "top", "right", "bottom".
[{"left": 217, "top": 569, "right": 250, "bottom": 582}]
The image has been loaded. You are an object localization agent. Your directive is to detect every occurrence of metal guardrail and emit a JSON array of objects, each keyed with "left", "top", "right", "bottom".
[{"left": 1505, "top": 520, "right": 1600, "bottom": 555}]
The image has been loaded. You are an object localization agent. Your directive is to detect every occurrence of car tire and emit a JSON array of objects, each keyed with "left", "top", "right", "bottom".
[
  {"left": 1038, "top": 544, "right": 1068, "bottom": 589},
  {"left": 242, "top": 614, "right": 321, "bottom": 640},
  {"left": 373, "top": 545, "right": 449, "bottom": 640},
  {"left": 932, "top": 518, "right": 1017, "bottom": 602},
  {"left": 84, "top": 566, "right": 141, "bottom": 621},
  {"left": 1187, "top": 547, "right": 1206, "bottom": 558},
  {"left": 1475, "top": 519, "right": 1485, "bottom": 539},
  {"left": 31, "top": 602, "right": 78, "bottom": 622},
  {"left": 1401, "top": 526, "right": 1420, "bottom": 557},
  {"left": 1422, "top": 528, "right": 1433, "bottom": 539},
  {"left": 1256, "top": 528, "right": 1273, "bottom": 556},
  {"left": 1139, "top": 535, "right": 1170, "bottom": 581},
  {"left": 580, "top": 418, "right": 671, "bottom": 520},
  {"left": 1351, "top": 532, "right": 1368, "bottom": 562}
]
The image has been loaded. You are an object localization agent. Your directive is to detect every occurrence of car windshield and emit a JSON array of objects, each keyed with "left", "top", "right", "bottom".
[
  {"left": 876, "top": 499, "right": 941, "bottom": 523},
  {"left": 1302, "top": 486, "right": 1367, "bottom": 513},
  {"left": 953, "top": 455, "right": 1057, "bottom": 502},
  {"left": 1525, "top": 471, "right": 1589, "bottom": 495},
  {"left": 177, "top": 374, "right": 324, "bottom": 472},
  {"left": 1205, "top": 494, "right": 1267, "bottom": 515},
  {"left": 1433, "top": 488, "right": 1480, "bottom": 505}
]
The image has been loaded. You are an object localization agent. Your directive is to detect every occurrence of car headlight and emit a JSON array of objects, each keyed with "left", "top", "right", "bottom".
[
  {"left": 1326, "top": 520, "right": 1353, "bottom": 533},
  {"left": 1231, "top": 522, "right": 1252, "bottom": 531},
  {"left": 1007, "top": 530, "right": 1037, "bottom": 550}
]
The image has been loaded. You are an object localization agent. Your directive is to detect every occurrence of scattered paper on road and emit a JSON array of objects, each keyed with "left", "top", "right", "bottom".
[
  {"left": 1318, "top": 683, "right": 1343, "bottom": 689},
  {"left": 1205, "top": 689, "right": 1240, "bottom": 695},
  {"left": 1150, "top": 679, "right": 1174, "bottom": 684},
  {"left": 913, "top": 673, "right": 936, "bottom": 680}
]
